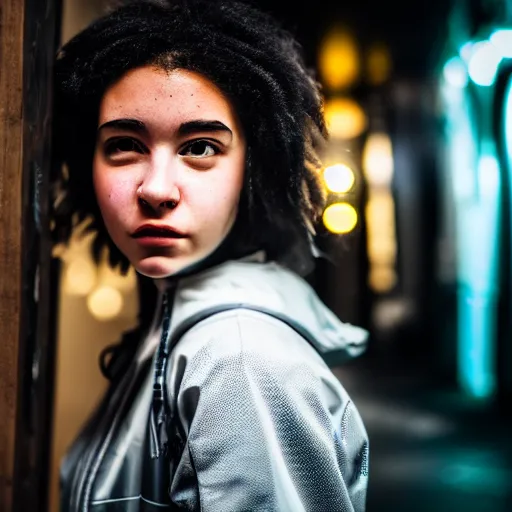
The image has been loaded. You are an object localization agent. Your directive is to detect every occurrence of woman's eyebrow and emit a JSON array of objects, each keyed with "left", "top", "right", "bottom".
[
  {"left": 97, "top": 118, "right": 147, "bottom": 134},
  {"left": 97, "top": 118, "right": 233, "bottom": 139},
  {"left": 178, "top": 120, "right": 233, "bottom": 138}
]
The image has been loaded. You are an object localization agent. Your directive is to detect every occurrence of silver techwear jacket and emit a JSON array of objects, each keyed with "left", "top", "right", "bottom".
[{"left": 60, "top": 256, "right": 369, "bottom": 511}]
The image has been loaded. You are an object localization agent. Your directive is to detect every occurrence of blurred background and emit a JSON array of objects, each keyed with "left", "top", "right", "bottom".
[{"left": 49, "top": 0, "right": 512, "bottom": 510}]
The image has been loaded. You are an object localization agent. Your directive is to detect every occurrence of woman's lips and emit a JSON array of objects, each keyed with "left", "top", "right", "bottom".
[{"left": 131, "top": 225, "right": 187, "bottom": 247}]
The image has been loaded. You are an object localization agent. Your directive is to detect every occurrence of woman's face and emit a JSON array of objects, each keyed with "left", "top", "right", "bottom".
[{"left": 93, "top": 66, "right": 246, "bottom": 278}]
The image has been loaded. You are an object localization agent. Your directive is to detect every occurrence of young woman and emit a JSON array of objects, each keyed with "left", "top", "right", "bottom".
[{"left": 52, "top": 1, "right": 369, "bottom": 510}]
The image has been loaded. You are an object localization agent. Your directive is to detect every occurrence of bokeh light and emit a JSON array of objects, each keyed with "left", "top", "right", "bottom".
[
  {"left": 366, "top": 43, "right": 392, "bottom": 85},
  {"left": 369, "top": 266, "right": 397, "bottom": 293},
  {"left": 459, "top": 41, "right": 474, "bottom": 62},
  {"left": 478, "top": 154, "right": 500, "bottom": 199},
  {"left": 87, "top": 285, "right": 124, "bottom": 321},
  {"left": 489, "top": 29, "right": 512, "bottom": 58},
  {"left": 443, "top": 56, "right": 468, "bottom": 89},
  {"left": 319, "top": 27, "right": 360, "bottom": 90},
  {"left": 323, "top": 202, "right": 358, "bottom": 234},
  {"left": 467, "top": 41, "right": 502, "bottom": 86},
  {"left": 362, "top": 132, "right": 394, "bottom": 186},
  {"left": 64, "top": 257, "right": 97, "bottom": 296},
  {"left": 324, "top": 97, "right": 367, "bottom": 139},
  {"left": 323, "top": 163, "right": 355, "bottom": 193}
]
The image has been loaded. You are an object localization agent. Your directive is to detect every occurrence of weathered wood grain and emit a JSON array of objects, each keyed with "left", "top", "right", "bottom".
[
  {"left": 0, "top": 0, "right": 25, "bottom": 508},
  {"left": 0, "top": 0, "right": 59, "bottom": 510}
]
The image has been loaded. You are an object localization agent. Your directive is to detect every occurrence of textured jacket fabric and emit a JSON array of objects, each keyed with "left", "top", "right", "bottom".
[{"left": 60, "top": 257, "right": 369, "bottom": 511}]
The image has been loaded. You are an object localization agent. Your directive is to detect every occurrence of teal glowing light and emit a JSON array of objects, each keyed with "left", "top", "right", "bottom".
[
  {"left": 505, "top": 73, "right": 512, "bottom": 148},
  {"left": 467, "top": 41, "right": 502, "bottom": 86},
  {"left": 490, "top": 29, "right": 512, "bottom": 58},
  {"left": 443, "top": 56, "right": 468, "bottom": 88},
  {"left": 457, "top": 151, "right": 501, "bottom": 399},
  {"left": 440, "top": 451, "right": 511, "bottom": 496},
  {"left": 442, "top": 80, "right": 501, "bottom": 399},
  {"left": 459, "top": 42, "right": 474, "bottom": 63},
  {"left": 478, "top": 155, "right": 500, "bottom": 198}
]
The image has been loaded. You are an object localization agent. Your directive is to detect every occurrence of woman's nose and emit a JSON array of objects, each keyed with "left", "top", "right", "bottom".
[{"left": 137, "top": 153, "right": 180, "bottom": 213}]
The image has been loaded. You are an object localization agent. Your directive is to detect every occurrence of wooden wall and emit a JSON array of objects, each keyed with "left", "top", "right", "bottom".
[
  {"left": 0, "top": 0, "right": 26, "bottom": 508},
  {"left": 0, "top": 0, "right": 59, "bottom": 510}
]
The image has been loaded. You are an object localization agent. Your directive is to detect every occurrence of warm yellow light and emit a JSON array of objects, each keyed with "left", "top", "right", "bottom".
[
  {"left": 362, "top": 132, "right": 394, "bottom": 186},
  {"left": 367, "top": 237, "right": 397, "bottom": 262},
  {"left": 369, "top": 266, "right": 397, "bottom": 292},
  {"left": 64, "top": 256, "right": 97, "bottom": 296},
  {"left": 324, "top": 97, "right": 367, "bottom": 139},
  {"left": 98, "top": 255, "right": 137, "bottom": 293},
  {"left": 365, "top": 187, "right": 397, "bottom": 294},
  {"left": 366, "top": 43, "right": 392, "bottom": 85},
  {"left": 365, "top": 190, "right": 397, "bottom": 262},
  {"left": 323, "top": 163, "right": 355, "bottom": 193},
  {"left": 323, "top": 203, "right": 358, "bottom": 234},
  {"left": 319, "top": 28, "right": 360, "bottom": 90},
  {"left": 365, "top": 191, "right": 395, "bottom": 228},
  {"left": 87, "top": 285, "right": 124, "bottom": 321}
]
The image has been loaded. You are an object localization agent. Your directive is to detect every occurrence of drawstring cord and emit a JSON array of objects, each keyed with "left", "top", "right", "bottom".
[{"left": 150, "top": 291, "right": 173, "bottom": 459}]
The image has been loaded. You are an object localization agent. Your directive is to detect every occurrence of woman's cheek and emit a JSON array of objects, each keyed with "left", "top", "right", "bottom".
[{"left": 96, "top": 176, "right": 131, "bottom": 215}]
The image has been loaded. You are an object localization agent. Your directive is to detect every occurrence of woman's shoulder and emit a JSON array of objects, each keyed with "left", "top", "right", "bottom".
[
  {"left": 168, "top": 307, "right": 344, "bottom": 401},
  {"left": 174, "top": 307, "right": 323, "bottom": 365},
  {"left": 172, "top": 259, "right": 368, "bottom": 368}
]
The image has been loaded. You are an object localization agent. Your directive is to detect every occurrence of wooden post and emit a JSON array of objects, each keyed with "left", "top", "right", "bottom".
[
  {"left": 0, "top": 0, "right": 26, "bottom": 508},
  {"left": 0, "top": 0, "right": 60, "bottom": 510}
]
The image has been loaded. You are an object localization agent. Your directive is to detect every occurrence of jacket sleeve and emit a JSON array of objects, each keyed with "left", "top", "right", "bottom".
[{"left": 168, "top": 311, "right": 369, "bottom": 512}]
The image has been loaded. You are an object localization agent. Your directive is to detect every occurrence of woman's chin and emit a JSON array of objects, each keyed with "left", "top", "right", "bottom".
[{"left": 134, "top": 255, "right": 188, "bottom": 279}]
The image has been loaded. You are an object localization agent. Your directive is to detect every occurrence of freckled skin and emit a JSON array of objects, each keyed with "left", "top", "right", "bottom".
[{"left": 93, "top": 67, "right": 246, "bottom": 279}]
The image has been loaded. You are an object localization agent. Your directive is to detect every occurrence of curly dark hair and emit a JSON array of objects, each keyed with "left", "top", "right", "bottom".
[{"left": 51, "top": 0, "right": 327, "bottom": 273}]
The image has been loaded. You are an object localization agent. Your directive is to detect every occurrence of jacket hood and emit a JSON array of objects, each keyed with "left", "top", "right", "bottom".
[{"left": 169, "top": 253, "right": 368, "bottom": 367}]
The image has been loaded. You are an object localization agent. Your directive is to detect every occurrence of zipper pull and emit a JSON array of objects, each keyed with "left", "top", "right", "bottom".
[{"left": 150, "top": 291, "right": 172, "bottom": 459}]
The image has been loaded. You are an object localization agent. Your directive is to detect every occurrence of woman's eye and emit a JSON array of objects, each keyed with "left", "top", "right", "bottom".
[
  {"left": 105, "top": 137, "right": 145, "bottom": 155},
  {"left": 180, "top": 140, "right": 219, "bottom": 158}
]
